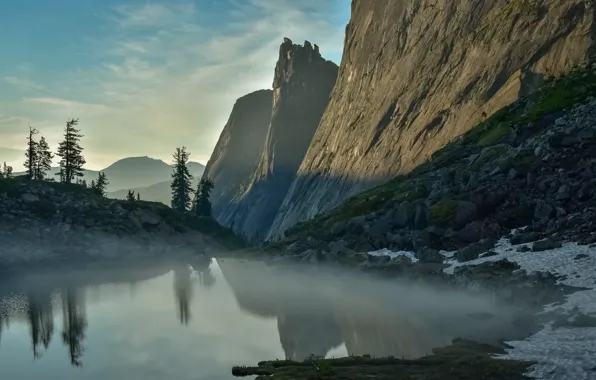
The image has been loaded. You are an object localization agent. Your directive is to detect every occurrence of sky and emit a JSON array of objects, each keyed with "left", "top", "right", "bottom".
[{"left": 0, "top": 0, "right": 350, "bottom": 170}]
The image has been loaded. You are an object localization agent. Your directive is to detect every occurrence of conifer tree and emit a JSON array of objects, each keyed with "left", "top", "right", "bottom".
[
  {"left": 93, "top": 172, "right": 108, "bottom": 197},
  {"left": 170, "top": 147, "right": 194, "bottom": 212},
  {"left": 55, "top": 119, "right": 86, "bottom": 184},
  {"left": 35, "top": 136, "right": 54, "bottom": 180},
  {"left": 136, "top": 192, "right": 140, "bottom": 201},
  {"left": 24, "top": 126, "right": 39, "bottom": 180},
  {"left": 126, "top": 189, "right": 136, "bottom": 202},
  {"left": 194, "top": 177, "right": 214, "bottom": 217},
  {"left": 1, "top": 162, "right": 13, "bottom": 178}
]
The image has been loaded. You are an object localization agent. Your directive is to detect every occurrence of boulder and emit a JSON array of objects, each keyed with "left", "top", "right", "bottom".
[
  {"left": 532, "top": 238, "right": 562, "bottom": 252},
  {"left": 134, "top": 209, "right": 161, "bottom": 226}
]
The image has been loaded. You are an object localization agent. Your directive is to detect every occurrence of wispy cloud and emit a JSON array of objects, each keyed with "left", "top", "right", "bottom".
[
  {"left": 110, "top": 2, "right": 198, "bottom": 28},
  {"left": 4, "top": 76, "right": 45, "bottom": 90},
  {"left": 0, "top": 0, "right": 349, "bottom": 170},
  {"left": 23, "top": 97, "right": 112, "bottom": 110}
]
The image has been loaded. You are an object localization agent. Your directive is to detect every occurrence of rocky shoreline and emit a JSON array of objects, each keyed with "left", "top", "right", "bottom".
[
  {"left": 0, "top": 178, "right": 243, "bottom": 271},
  {"left": 233, "top": 339, "right": 532, "bottom": 380}
]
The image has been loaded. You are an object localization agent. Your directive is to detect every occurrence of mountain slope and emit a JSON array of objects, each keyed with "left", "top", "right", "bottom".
[
  {"left": 16, "top": 157, "right": 205, "bottom": 193},
  {"left": 202, "top": 89, "right": 273, "bottom": 220},
  {"left": 267, "top": 0, "right": 596, "bottom": 240},
  {"left": 107, "top": 169, "right": 206, "bottom": 206},
  {"left": 215, "top": 39, "right": 339, "bottom": 241},
  {"left": 277, "top": 62, "right": 596, "bottom": 260}
]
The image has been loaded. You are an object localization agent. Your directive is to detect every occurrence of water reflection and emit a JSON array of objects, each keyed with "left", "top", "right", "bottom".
[
  {"left": 61, "top": 287, "right": 87, "bottom": 366},
  {"left": 26, "top": 290, "right": 54, "bottom": 358},
  {"left": 173, "top": 265, "right": 193, "bottom": 326},
  {"left": 217, "top": 258, "right": 532, "bottom": 361},
  {"left": 0, "top": 256, "right": 532, "bottom": 376}
]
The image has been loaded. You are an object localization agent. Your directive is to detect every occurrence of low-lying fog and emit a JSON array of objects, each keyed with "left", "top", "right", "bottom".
[{"left": 0, "top": 255, "right": 534, "bottom": 380}]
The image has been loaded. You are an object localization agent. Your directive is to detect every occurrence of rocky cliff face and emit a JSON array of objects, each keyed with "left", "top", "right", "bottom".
[
  {"left": 268, "top": 0, "right": 596, "bottom": 240},
  {"left": 202, "top": 89, "right": 273, "bottom": 220},
  {"left": 218, "top": 38, "right": 338, "bottom": 241}
]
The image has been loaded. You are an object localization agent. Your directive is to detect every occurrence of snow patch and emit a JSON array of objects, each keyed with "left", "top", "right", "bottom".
[
  {"left": 443, "top": 235, "right": 596, "bottom": 379},
  {"left": 366, "top": 248, "right": 419, "bottom": 263}
]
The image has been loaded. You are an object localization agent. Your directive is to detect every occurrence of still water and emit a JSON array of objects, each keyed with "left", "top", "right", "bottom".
[{"left": 0, "top": 256, "right": 529, "bottom": 380}]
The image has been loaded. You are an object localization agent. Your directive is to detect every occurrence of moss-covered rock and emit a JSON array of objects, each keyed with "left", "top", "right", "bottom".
[{"left": 428, "top": 199, "right": 459, "bottom": 225}]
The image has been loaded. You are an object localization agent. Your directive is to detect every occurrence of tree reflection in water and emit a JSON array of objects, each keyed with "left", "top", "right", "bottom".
[
  {"left": 173, "top": 257, "right": 216, "bottom": 326},
  {"left": 61, "top": 287, "right": 87, "bottom": 367},
  {"left": 26, "top": 291, "right": 55, "bottom": 359},
  {"left": 173, "top": 264, "right": 193, "bottom": 325}
]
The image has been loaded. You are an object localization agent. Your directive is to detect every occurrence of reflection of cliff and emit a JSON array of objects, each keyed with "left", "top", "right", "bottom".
[
  {"left": 219, "top": 259, "right": 520, "bottom": 360},
  {"left": 276, "top": 303, "right": 343, "bottom": 361},
  {"left": 218, "top": 259, "right": 343, "bottom": 360}
]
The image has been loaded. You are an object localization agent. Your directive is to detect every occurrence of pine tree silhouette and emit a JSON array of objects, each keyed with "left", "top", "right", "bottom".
[
  {"left": 170, "top": 147, "right": 194, "bottom": 212},
  {"left": 35, "top": 136, "right": 54, "bottom": 180},
  {"left": 55, "top": 119, "right": 86, "bottom": 184},
  {"left": 24, "top": 126, "right": 39, "bottom": 180}
]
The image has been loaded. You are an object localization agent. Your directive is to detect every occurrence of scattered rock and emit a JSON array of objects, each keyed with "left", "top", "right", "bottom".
[
  {"left": 532, "top": 238, "right": 562, "bottom": 252},
  {"left": 454, "top": 201, "right": 478, "bottom": 226},
  {"left": 416, "top": 247, "right": 444, "bottom": 263},
  {"left": 21, "top": 193, "right": 40, "bottom": 203}
]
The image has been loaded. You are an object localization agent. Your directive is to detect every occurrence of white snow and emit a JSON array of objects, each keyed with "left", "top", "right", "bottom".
[
  {"left": 366, "top": 248, "right": 419, "bottom": 263},
  {"left": 443, "top": 235, "right": 596, "bottom": 379}
]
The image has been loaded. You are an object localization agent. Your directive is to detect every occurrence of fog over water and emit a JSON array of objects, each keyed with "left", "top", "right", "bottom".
[{"left": 0, "top": 255, "right": 533, "bottom": 380}]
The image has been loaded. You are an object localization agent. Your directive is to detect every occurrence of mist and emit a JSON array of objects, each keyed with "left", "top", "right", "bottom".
[{"left": 1, "top": 250, "right": 538, "bottom": 367}]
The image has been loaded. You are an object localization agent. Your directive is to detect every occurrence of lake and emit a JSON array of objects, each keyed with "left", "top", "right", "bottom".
[{"left": 0, "top": 256, "right": 533, "bottom": 380}]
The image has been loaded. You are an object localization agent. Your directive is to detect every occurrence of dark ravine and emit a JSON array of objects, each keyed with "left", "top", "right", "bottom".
[
  {"left": 216, "top": 38, "right": 339, "bottom": 241},
  {"left": 202, "top": 89, "right": 273, "bottom": 220},
  {"left": 267, "top": 0, "right": 596, "bottom": 240}
]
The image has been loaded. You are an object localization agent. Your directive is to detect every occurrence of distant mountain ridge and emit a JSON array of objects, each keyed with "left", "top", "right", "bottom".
[{"left": 15, "top": 156, "right": 205, "bottom": 193}]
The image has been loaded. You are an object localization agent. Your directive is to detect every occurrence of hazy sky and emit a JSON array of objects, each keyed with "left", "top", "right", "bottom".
[{"left": 0, "top": 0, "right": 349, "bottom": 170}]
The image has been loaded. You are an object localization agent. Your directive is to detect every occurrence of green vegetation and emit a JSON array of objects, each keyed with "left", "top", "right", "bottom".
[
  {"left": 232, "top": 339, "right": 532, "bottom": 380},
  {"left": 126, "top": 189, "right": 137, "bottom": 202},
  {"left": 429, "top": 199, "right": 458, "bottom": 225},
  {"left": 0, "top": 162, "right": 13, "bottom": 179},
  {"left": 316, "top": 359, "right": 332, "bottom": 373},
  {"left": 476, "top": 0, "right": 539, "bottom": 42},
  {"left": 514, "top": 149, "right": 537, "bottom": 167},
  {"left": 91, "top": 172, "right": 109, "bottom": 197},
  {"left": 30, "top": 199, "right": 57, "bottom": 218},
  {"left": 193, "top": 177, "right": 214, "bottom": 217},
  {"left": 23, "top": 126, "right": 54, "bottom": 181},
  {"left": 55, "top": 118, "right": 86, "bottom": 184},
  {"left": 170, "top": 146, "right": 194, "bottom": 212}
]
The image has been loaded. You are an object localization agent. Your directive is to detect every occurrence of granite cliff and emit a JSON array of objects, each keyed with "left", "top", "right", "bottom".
[
  {"left": 217, "top": 38, "right": 339, "bottom": 241},
  {"left": 202, "top": 89, "right": 273, "bottom": 220},
  {"left": 267, "top": 0, "right": 596, "bottom": 240}
]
